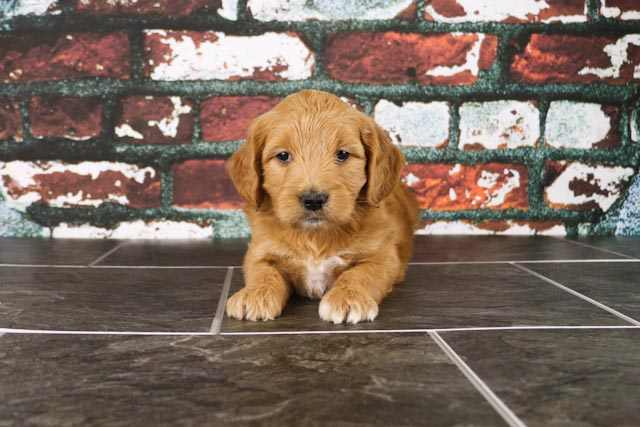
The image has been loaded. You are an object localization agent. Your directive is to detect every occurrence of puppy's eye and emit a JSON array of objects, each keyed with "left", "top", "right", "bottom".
[
  {"left": 276, "top": 152, "right": 291, "bottom": 163},
  {"left": 336, "top": 150, "right": 350, "bottom": 162}
]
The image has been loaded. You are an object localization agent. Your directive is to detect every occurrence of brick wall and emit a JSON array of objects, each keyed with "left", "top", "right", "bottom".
[{"left": 0, "top": 0, "right": 639, "bottom": 238}]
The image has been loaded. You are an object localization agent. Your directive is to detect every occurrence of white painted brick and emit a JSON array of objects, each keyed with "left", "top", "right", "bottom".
[
  {"left": 459, "top": 101, "right": 539, "bottom": 150},
  {"left": 374, "top": 100, "right": 450, "bottom": 148},
  {"left": 545, "top": 162, "right": 635, "bottom": 211},
  {"left": 600, "top": 1, "right": 640, "bottom": 20},
  {"left": 425, "top": 0, "right": 587, "bottom": 23},
  {"left": 2, "top": 0, "right": 59, "bottom": 17},
  {"left": 248, "top": 0, "right": 414, "bottom": 21},
  {"left": 146, "top": 30, "right": 314, "bottom": 81},
  {"left": 545, "top": 101, "right": 612, "bottom": 148},
  {"left": 416, "top": 221, "right": 566, "bottom": 235},
  {"left": 52, "top": 220, "right": 214, "bottom": 239}
]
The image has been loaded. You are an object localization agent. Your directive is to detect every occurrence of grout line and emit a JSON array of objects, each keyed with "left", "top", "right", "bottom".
[
  {"left": 429, "top": 331, "right": 528, "bottom": 427},
  {"left": 0, "top": 264, "right": 89, "bottom": 268},
  {"left": 1, "top": 325, "right": 638, "bottom": 336},
  {"left": 210, "top": 267, "right": 234, "bottom": 335},
  {"left": 553, "top": 237, "right": 638, "bottom": 260},
  {"left": 511, "top": 263, "right": 640, "bottom": 327},
  {"left": 408, "top": 259, "right": 639, "bottom": 266},
  {"left": 0, "top": 328, "right": 217, "bottom": 336},
  {"left": 88, "top": 241, "right": 132, "bottom": 267},
  {"left": 0, "top": 260, "right": 635, "bottom": 269},
  {"left": 91, "top": 265, "right": 240, "bottom": 269}
]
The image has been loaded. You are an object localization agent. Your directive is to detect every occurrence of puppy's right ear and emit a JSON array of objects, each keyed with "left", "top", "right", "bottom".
[{"left": 229, "top": 114, "right": 269, "bottom": 209}]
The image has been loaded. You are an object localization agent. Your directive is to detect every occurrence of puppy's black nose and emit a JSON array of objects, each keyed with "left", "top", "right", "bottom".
[{"left": 299, "top": 191, "right": 328, "bottom": 211}]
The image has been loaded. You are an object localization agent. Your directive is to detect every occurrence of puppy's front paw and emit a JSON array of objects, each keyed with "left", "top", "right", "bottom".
[
  {"left": 226, "top": 286, "right": 286, "bottom": 321},
  {"left": 318, "top": 287, "right": 379, "bottom": 324}
]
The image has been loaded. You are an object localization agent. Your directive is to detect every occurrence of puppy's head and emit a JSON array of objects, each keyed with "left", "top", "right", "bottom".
[{"left": 229, "top": 90, "right": 404, "bottom": 229}]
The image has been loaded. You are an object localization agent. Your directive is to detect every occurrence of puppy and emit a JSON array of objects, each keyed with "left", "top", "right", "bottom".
[{"left": 226, "top": 90, "right": 419, "bottom": 324}]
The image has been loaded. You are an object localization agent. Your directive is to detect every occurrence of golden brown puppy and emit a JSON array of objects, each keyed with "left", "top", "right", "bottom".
[{"left": 226, "top": 90, "right": 419, "bottom": 324}]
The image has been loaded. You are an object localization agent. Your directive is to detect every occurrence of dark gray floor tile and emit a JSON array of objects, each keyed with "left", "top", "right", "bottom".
[
  {"left": 524, "top": 262, "right": 640, "bottom": 323},
  {"left": 96, "top": 239, "right": 247, "bottom": 266},
  {"left": 0, "top": 238, "right": 122, "bottom": 266},
  {"left": 0, "top": 333, "right": 506, "bottom": 427},
  {"left": 410, "top": 236, "right": 626, "bottom": 262},
  {"left": 565, "top": 237, "right": 640, "bottom": 259},
  {"left": 222, "top": 264, "right": 627, "bottom": 333},
  {"left": 0, "top": 267, "right": 226, "bottom": 332},
  {"left": 441, "top": 329, "right": 640, "bottom": 427}
]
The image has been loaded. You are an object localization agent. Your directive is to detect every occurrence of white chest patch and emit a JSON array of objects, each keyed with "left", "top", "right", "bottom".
[{"left": 302, "top": 256, "right": 345, "bottom": 299}]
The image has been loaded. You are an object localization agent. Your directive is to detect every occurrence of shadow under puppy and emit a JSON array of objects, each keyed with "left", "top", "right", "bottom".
[{"left": 226, "top": 90, "right": 419, "bottom": 324}]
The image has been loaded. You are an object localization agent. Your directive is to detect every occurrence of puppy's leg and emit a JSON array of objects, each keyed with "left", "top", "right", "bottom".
[
  {"left": 227, "top": 260, "right": 291, "bottom": 321},
  {"left": 319, "top": 253, "right": 399, "bottom": 324}
]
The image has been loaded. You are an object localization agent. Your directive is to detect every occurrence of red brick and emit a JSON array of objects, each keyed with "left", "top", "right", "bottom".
[
  {"left": 0, "top": 32, "right": 130, "bottom": 83},
  {"left": 0, "top": 161, "right": 161, "bottom": 209},
  {"left": 511, "top": 34, "right": 640, "bottom": 84},
  {"left": 425, "top": 0, "right": 586, "bottom": 23},
  {"left": 30, "top": 97, "right": 102, "bottom": 140},
  {"left": 0, "top": 100, "right": 22, "bottom": 141},
  {"left": 600, "top": 0, "right": 640, "bottom": 20},
  {"left": 402, "top": 163, "right": 528, "bottom": 210},
  {"left": 115, "top": 96, "right": 194, "bottom": 144},
  {"left": 77, "top": 0, "right": 222, "bottom": 16},
  {"left": 325, "top": 32, "right": 497, "bottom": 85},
  {"left": 173, "top": 160, "right": 244, "bottom": 209},
  {"left": 200, "top": 96, "right": 279, "bottom": 142}
]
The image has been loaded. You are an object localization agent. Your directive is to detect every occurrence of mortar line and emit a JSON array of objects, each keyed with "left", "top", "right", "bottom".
[
  {"left": 88, "top": 240, "right": 132, "bottom": 267},
  {"left": 210, "top": 267, "right": 234, "bottom": 335},
  {"left": 429, "top": 331, "right": 528, "bottom": 427},
  {"left": 511, "top": 263, "right": 640, "bottom": 326},
  {"left": 553, "top": 237, "right": 638, "bottom": 260}
]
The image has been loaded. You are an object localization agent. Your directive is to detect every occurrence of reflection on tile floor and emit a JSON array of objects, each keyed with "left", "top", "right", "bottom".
[{"left": 0, "top": 236, "right": 639, "bottom": 426}]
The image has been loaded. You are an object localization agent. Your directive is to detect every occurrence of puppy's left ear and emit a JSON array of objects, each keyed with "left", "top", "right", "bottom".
[{"left": 359, "top": 116, "right": 405, "bottom": 206}]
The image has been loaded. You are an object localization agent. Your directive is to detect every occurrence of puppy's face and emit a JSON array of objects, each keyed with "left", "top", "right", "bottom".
[
  {"left": 261, "top": 115, "right": 367, "bottom": 229},
  {"left": 230, "top": 90, "right": 404, "bottom": 231}
]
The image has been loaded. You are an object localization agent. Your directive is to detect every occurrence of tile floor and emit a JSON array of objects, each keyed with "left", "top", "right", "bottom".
[{"left": 0, "top": 236, "right": 639, "bottom": 426}]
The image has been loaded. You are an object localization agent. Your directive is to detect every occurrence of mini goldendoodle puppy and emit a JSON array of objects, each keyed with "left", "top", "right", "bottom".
[{"left": 226, "top": 90, "right": 419, "bottom": 324}]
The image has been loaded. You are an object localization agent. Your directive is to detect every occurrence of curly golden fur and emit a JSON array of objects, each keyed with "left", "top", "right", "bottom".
[{"left": 226, "top": 90, "right": 419, "bottom": 324}]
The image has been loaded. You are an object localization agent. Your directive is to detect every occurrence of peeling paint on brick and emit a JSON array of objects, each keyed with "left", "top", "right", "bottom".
[
  {"left": 425, "top": 0, "right": 586, "bottom": 23},
  {"left": 115, "top": 96, "right": 194, "bottom": 144},
  {"left": 0, "top": 161, "right": 160, "bottom": 210},
  {"left": 600, "top": 0, "right": 640, "bottom": 20},
  {"left": 545, "top": 101, "right": 619, "bottom": 149},
  {"left": 402, "top": 163, "right": 528, "bottom": 210},
  {"left": 545, "top": 161, "right": 635, "bottom": 211},
  {"left": 0, "top": 195, "right": 50, "bottom": 237},
  {"left": 52, "top": 220, "right": 214, "bottom": 239},
  {"left": 374, "top": 100, "right": 449, "bottom": 148},
  {"left": 1, "top": 0, "right": 59, "bottom": 17},
  {"left": 417, "top": 220, "right": 565, "bottom": 235},
  {"left": 325, "top": 32, "right": 497, "bottom": 85},
  {"left": 144, "top": 30, "right": 314, "bottom": 81},
  {"left": 248, "top": 0, "right": 415, "bottom": 21},
  {"left": 459, "top": 100, "right": 539, "bottom": 150},
  {"left": 512, "top": 34, "right": 640, "bottom": 84},
  {"left": 76, "top": 0, "right": 233, "bottom": 19}
]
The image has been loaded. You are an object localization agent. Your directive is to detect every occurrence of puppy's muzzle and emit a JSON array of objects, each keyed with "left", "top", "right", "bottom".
[{"left": 299, "top": 191, "right": 328, "bottom": 211}]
